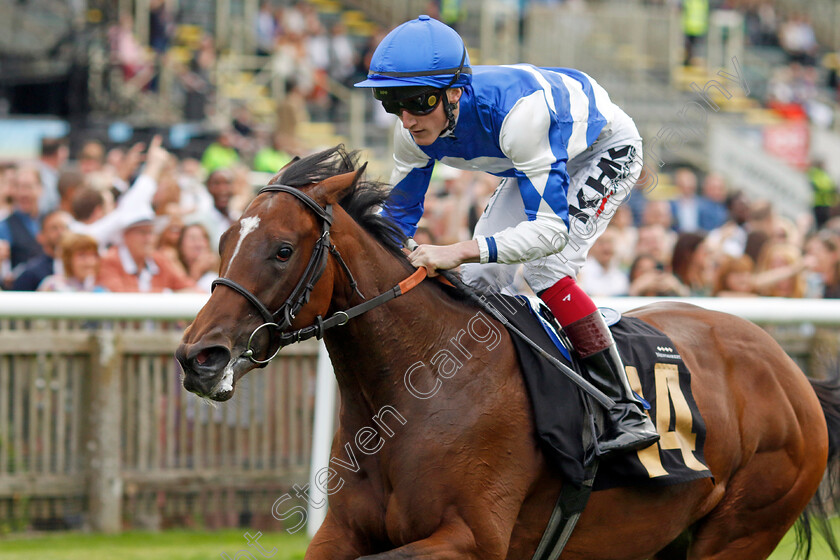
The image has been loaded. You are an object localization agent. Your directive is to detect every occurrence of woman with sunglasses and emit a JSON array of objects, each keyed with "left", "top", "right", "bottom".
[{"left": 355, "top": 15, "right": 656, "bottom": 456}]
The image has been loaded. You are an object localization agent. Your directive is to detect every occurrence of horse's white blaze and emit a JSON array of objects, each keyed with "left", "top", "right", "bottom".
[
  {"left": 211, "top": 358, "right": 235, "bottom": 396},
  {"left": 225, "top": 216, "right": 261, "bottom": 276}
]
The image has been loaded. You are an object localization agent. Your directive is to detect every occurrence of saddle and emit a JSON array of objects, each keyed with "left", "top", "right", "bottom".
[{"left": 486, "top": 293, "right": 712, "bottom": 490}]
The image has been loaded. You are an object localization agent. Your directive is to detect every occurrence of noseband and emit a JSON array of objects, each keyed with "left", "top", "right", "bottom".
[
  {"left": 211, "top": 184, "right": 361, "bottom": 365},
  {"left": 211, "top": 184, "right": 427, "bottom": 366}
]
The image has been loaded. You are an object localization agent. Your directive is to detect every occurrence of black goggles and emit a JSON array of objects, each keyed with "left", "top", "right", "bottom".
[{"left": 374, "top": 87, "right": 444, "bottom": 116}]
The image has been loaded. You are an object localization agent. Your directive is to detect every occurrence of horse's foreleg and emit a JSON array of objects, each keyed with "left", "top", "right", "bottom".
[
  {"left": 305, "top": 511, "right": 366, "bottom": 560},
  {"left": 356, "top": 515, "right": 506, "bottom": 560}
]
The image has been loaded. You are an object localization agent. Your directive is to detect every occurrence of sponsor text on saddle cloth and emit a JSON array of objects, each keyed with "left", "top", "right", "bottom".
[{"left": 489, "top": 293, "right": 712, "bottom": 489}]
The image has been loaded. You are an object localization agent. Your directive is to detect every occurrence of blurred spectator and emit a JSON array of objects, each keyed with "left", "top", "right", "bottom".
[
  {"left": 282, "top": 2, "right": 307, "bottom": 36},
  {"left": 228, "top": 166, "right": 253, "bottom": 222},
  {"left": 682, "top": 0, "right": 709, "bottom": 65},
  {"left": 201, "top": 130, "right": 240, "bottom": 173},
  {"left": 743, "top": 1, "right": 778, "bottom": 47},
  {"left": 628, "top": 253, "right": 688, "bottom": 297},
  {"left": 69, "top": 136, "right": 169, "bottom": 249},
  {"left": 176, "top": 158, "right": 214, "bottom": 217},
  {"left": 182, "top": 34, "right": 216, "bottom": 122},
  {"left": 37, "top": 137, "right": 69, "bottom": 214},
  {"left": 148, "top": 0, "right": 174, "bottom": 55},
  {"left": 78, "top": 140, "right": 106, "bottom": 175},
  {"left": 0, "top": 163, "right": 13, "bottom": 221},
  {"left": 276, "top": 79, "right": 311, "bottom": 141},
  {"left": 253, "top": 131, "right": 294, "bottom": 174},
  {"left": 754, "top": 242, "right": 807, "bottom": 298},
  {"left": 670, "top": 167, "right": 701, "bottom": 233},
  {"left": 328, "top": 21, "right": 359, "bottom": 120},
  {"left": 11, "top": 210, "right": 71, "bottom": 291},
  {"left": 255, "top": 1, "right": 277, "bottom": 56},
  {"left": 99, "top": 210, "right": 196, "bottom": 293},
  {"left": 190, "top": 169, "right": 236, "bottom": 250},
  {"left": 465, "top": 173, "right": 498, "bottom": 235},
  {"left": 767, "top": 62, "right": 818, "bottom": 117},
  {"left": 0, "top": 165, "right": 45, "bottom": 270},
  {"left": 807, "top": 159, "right": 838, "bottom": 229},
  {"left": 0, "top": 164, "right": 12, "bottom": 281},
  {"left": 641, "top": 199, "right": 675, "bottom": 231},
  {"left": 109, "top": 141, "right": 147, "bottom": 201},
  {"left": 744, "top": 200, "right": 775, "bottom": 262},
  {"left": 803, "top": 232, "right": 840, "bottom": 298},
  {"left": 635, "top": 224, "right": 674, "bottom": 267},
  {"left": 57, "top": 169, "right": 86, "bottom": 215},
  {"left": 156, "top": 215, "right": 185, "bottom": 271},
  {"left": 233, "top": 101, "right": 255, "bottom": 132},
  {"left": 713, "top": 255, "right": 757, "bottom": 297},
  {"left": 745, "top": 230, "right": 770, "bottom": 266},
  {"left": 609, "top": 204, "right": 638, "bottom": 270},
  {"left": 579, "top": 228, "right": 629, "bottom": 297},
  {"left": 37, "top": 233, "right": 106, "bottom": 292},
  {"left": 671, "top": 232, "right": 713, "bottom": 296},
  {"left": 771, "top": 214, "right": 804, "bottom": 248},
  {"left": 698, "top": 172, "right": 728, "bottom": 231},
  {"left": 109, "top": 13, "right": 152, "bottom": 82},
  {"left": 329, "top": 22, "right": 359, "bottom": 87},
  {"left": 70, "top": 187, "right": 107, "bottom": 226},
  {"left": 305, "top": 18, "right": 330, "bottom": 91},
  {"left": 778, "top": 14, "right": 818, "bottom": 66},
  {"left": 706, "top": 191, "right": 750, "bottom": 257},
  {"left": 413, "top": 226, "right": 435, "bottom": 246},
  {"left": 178, "top": 223, "right": 219, "bottom": 292}
]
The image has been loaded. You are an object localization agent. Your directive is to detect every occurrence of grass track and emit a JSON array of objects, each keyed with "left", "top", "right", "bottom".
[
  {"left": 0, "top": 529, "right": 308, "bottom": 560},
  {"left": 0, "top": 521, "right": 838, "bottom": 559}
]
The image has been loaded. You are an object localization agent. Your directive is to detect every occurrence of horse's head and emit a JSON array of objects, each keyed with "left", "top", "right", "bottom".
[{"left": 176, "top": 153, "right": 366, "bottom": 401}]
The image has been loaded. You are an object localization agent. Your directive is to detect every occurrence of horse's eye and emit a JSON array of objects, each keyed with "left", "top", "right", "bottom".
[{"left": 277, "top": 246, "right": 294, "bottom": 262}]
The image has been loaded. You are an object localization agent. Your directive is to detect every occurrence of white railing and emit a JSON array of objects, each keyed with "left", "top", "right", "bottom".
[{"left": 2, "top": 292, "right": 840, "bottom": 324}]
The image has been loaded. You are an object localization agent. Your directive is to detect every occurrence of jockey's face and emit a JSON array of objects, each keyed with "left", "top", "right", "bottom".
[{"left": 398, "top": 88, "right": 462, "bottom": 146}]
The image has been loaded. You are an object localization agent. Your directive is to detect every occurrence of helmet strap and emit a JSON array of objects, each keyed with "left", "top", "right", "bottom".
[
  {"left": 439, "top": 47, "right": 467, "bottom": 137},
  {"left": 441, "top": 92, "right": 458, "bottom": 137}
]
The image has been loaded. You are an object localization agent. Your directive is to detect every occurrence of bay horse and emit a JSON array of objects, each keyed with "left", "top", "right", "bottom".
[{"left": 176, "top": 147, "right": 840, "bottom": 559}]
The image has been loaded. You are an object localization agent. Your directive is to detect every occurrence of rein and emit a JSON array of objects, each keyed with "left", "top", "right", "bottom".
[{"left": 211, "top": 184, "right": 428, "bottom": 366}]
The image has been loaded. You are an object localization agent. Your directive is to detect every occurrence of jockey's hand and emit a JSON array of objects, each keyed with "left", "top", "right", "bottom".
[{"left": 408, "top": 240, "right": 480, "bottom": 277}]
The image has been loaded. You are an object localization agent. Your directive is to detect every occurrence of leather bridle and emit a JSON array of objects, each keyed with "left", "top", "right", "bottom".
[{"left": 211, "top": 184, "right": 426, "bottom": 366}]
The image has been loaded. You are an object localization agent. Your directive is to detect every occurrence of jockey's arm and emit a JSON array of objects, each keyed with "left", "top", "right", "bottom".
[
  {"left": 407, "top": 93, "right": 573, "bottom": 273},
  {"left": 382, "top": 126, "right": 435, "bottom": 238}
]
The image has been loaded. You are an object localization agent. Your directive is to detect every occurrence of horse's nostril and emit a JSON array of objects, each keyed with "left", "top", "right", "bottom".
[{"left": 188, "top": 345, "right": 231, "bottom": 373}]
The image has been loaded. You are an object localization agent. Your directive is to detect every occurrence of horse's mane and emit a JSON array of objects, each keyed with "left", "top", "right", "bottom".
[
  {"left": 272, "top": 145, "right": 408, "bottom": 259},
  {"left": 271, "top": 145, "right": 475, "bottom": 305}
]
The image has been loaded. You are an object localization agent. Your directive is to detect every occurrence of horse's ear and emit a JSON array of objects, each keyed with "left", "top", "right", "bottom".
[{"left": 309, "top": 163, "right": 367, "bottom": 204}]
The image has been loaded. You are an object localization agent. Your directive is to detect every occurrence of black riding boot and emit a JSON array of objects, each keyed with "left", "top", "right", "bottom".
[{"left": 564, "top": 311, "right": 660, "bottom": 456}]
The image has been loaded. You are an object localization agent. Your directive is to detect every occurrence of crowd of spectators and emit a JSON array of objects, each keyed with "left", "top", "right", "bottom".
[
  {"left": 408, "top": 163, "right": 840, "bottom": 301},
  {"left": 0, "top": 135, "right": 246, "bottom": 294},
  {"left": 721, "top": 1, "right": 839, "bottom": 126},
  {"left": 1, "top": 132, "right": 839, "bottom": 300}
]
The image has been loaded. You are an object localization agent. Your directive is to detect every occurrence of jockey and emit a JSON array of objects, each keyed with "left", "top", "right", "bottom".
[{"left": 355, "top": 16, "right": 659, "bottom": 456}]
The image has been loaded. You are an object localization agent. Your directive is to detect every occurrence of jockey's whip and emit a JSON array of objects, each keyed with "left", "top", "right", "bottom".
[{"left": 436, "top": 268, "right": 616, "bottom": 411}]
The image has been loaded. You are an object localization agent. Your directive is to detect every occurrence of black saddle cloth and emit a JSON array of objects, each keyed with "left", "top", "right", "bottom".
[{"left": 490, "top": 295, "right": 711, "bottom": 490}]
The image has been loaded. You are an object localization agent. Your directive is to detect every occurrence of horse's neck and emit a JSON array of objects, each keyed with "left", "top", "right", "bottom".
[{"left": 323, "top": 220, "right": 474, "bottom": 417}]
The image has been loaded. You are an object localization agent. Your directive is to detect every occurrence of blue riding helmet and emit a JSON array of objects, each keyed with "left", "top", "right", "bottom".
[{"left": 354, "top": 15, "right": 472, "bottom": 90}]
